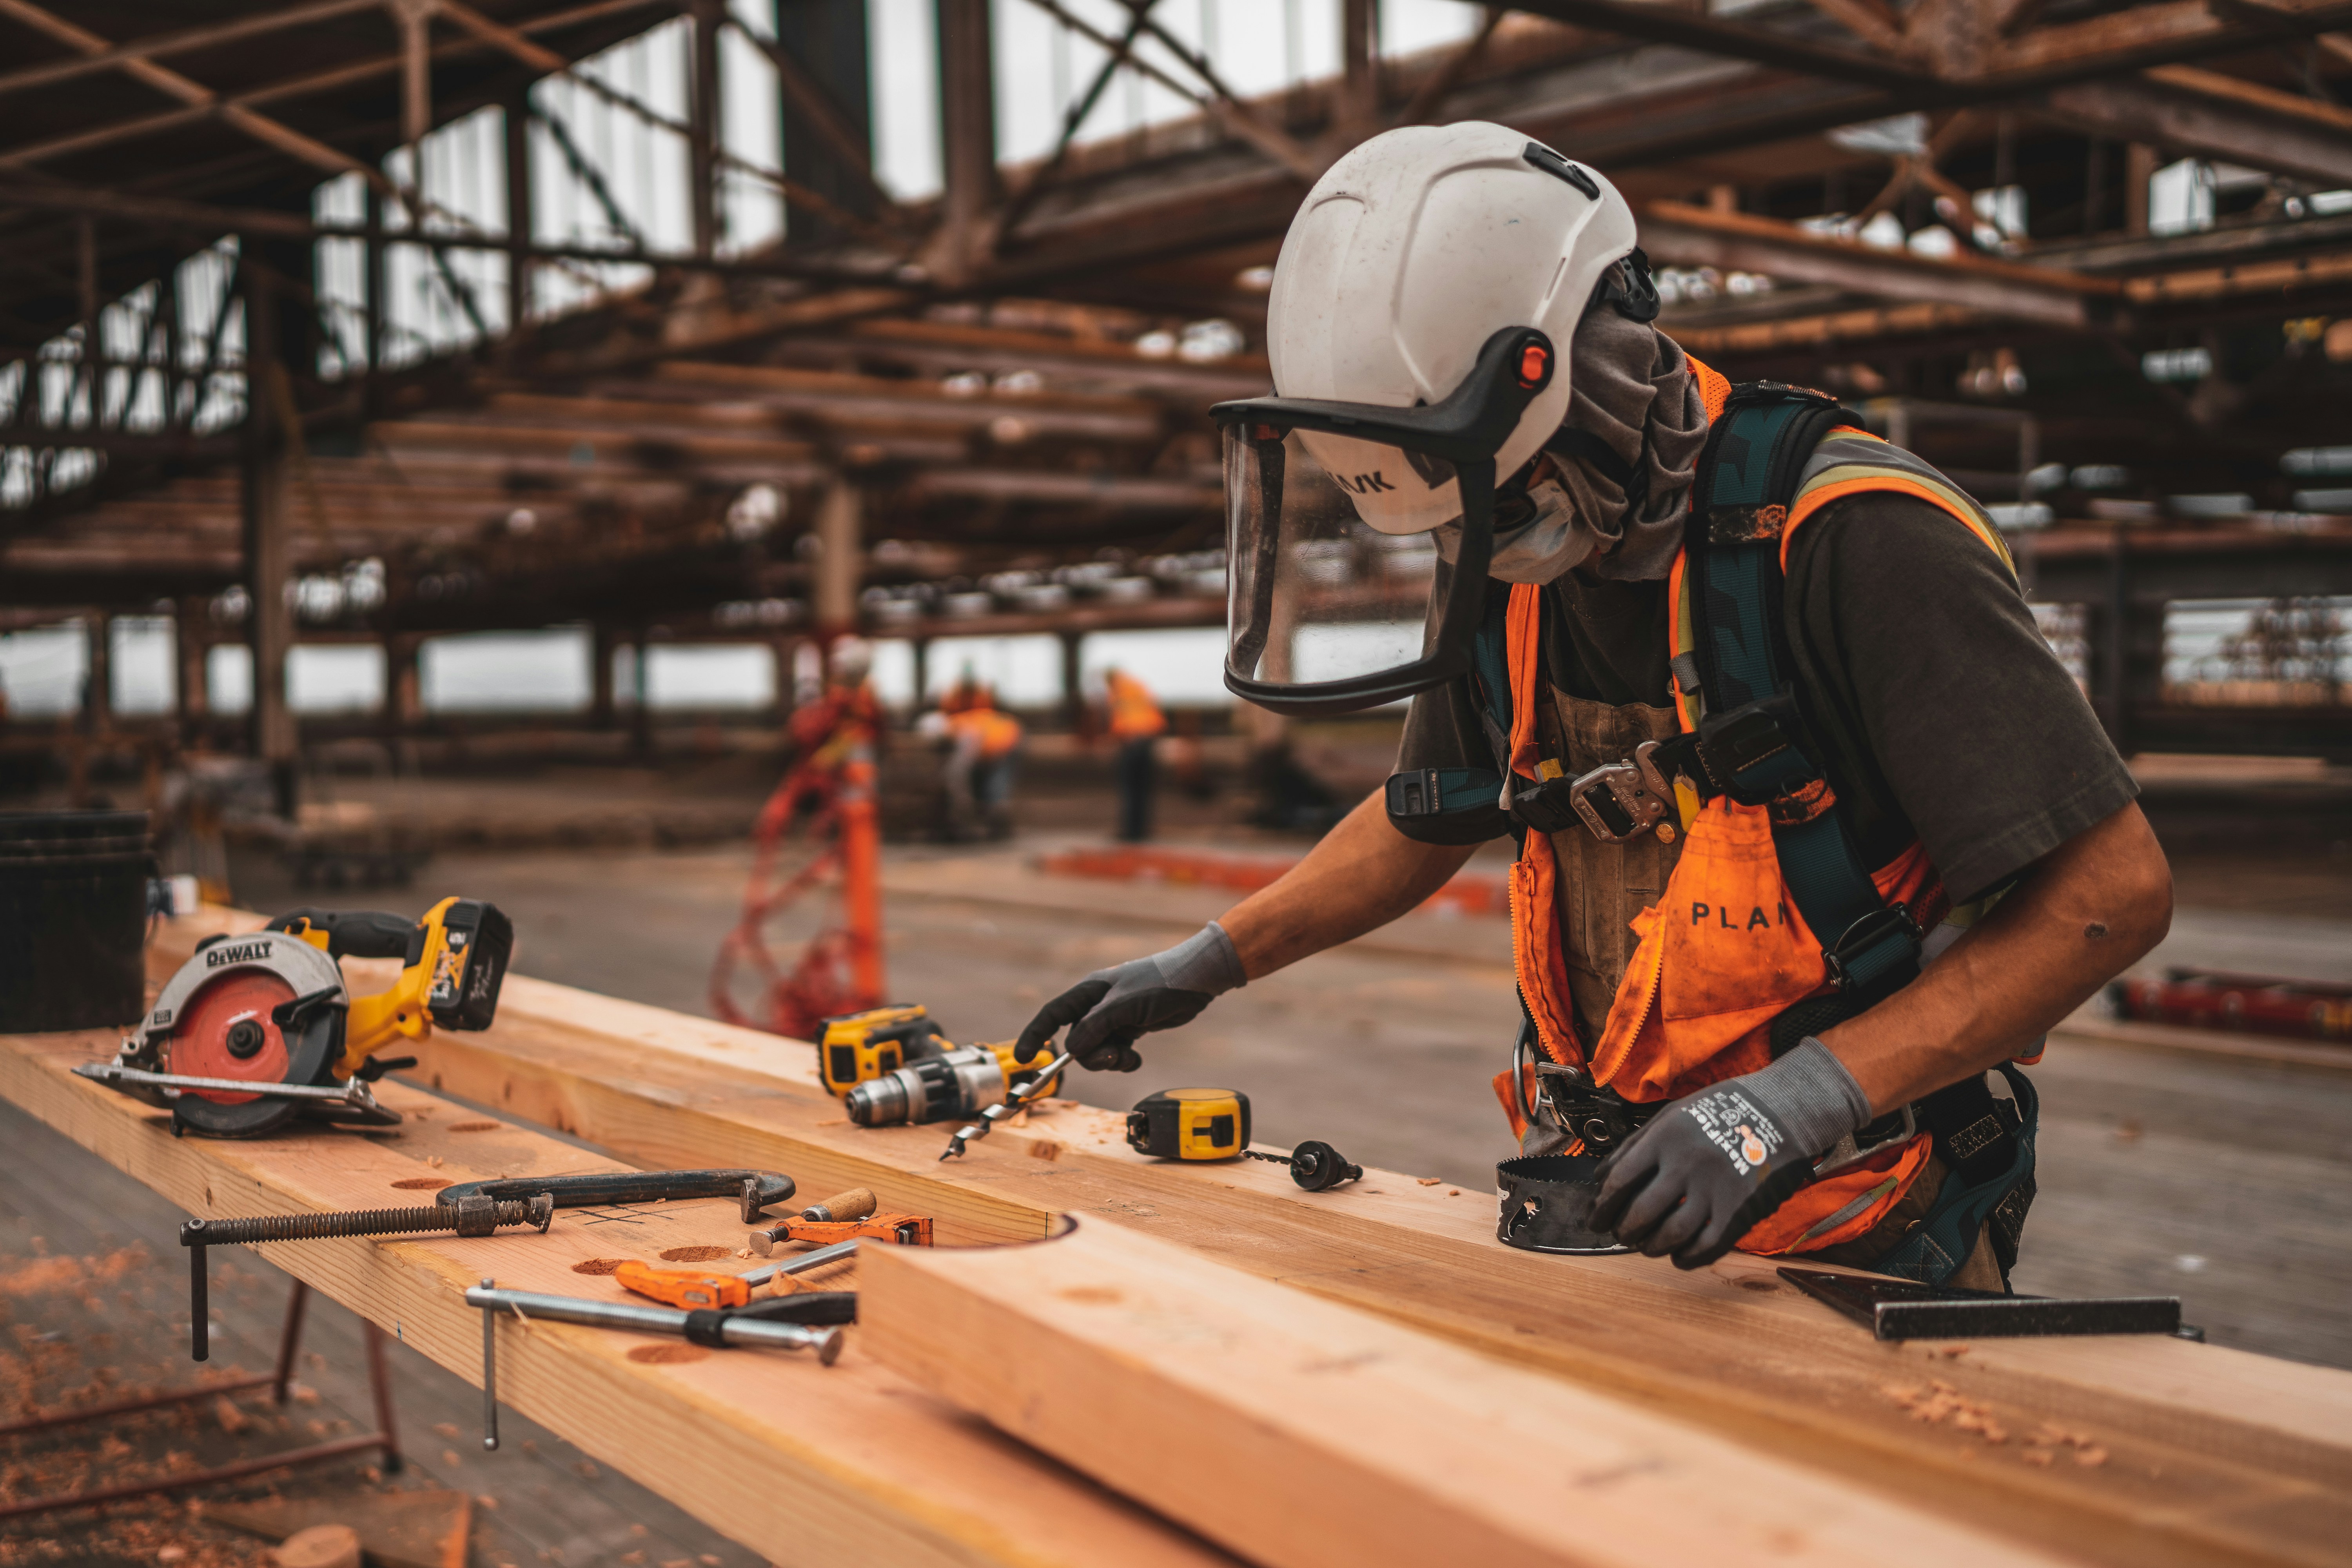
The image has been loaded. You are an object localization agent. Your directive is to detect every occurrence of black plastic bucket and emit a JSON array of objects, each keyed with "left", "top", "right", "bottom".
[{"left": 0, "top": 810, "right": 154, "bottom": 1034}]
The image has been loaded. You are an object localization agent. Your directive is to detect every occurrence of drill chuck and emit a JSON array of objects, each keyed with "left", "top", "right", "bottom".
[{"left": 846, "top": 1045, "right": 1007, "bottom": 1127}]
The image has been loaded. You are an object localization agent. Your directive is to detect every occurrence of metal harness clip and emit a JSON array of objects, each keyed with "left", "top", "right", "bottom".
[{"left": 1566, "top": 740, "right": 1676, "bottom": 844}]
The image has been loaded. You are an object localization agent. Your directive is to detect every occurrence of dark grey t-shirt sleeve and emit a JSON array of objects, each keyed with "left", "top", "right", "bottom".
[{"left": 1785, "top": 494, "right": 2138, "bottom": 903}]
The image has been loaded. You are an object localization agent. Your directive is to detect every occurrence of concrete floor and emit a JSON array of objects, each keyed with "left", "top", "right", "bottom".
[{"left": 220, "top": 823, "right": 2352, "bottom": 1372}]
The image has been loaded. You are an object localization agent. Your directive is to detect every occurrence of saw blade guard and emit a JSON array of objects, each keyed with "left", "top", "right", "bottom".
[{"left": 139, "top": 933, "right": 348, "bottom": 1135}]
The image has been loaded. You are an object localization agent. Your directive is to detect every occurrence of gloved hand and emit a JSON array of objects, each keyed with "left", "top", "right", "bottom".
[
  {"left": 1016, "top": 922, "right": 1246, "bottom": 1072},
  {"left": 1588, "top": 1036, "right": 1871, "bottom": 1269}
]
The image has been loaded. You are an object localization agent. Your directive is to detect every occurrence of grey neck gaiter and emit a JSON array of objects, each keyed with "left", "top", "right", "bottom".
[{"left": 1431, "top": 314, "right": 1709, "bottom": 586}]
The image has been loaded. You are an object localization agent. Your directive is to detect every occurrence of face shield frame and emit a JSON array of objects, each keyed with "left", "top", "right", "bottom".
[{"left": 1211, "top": 325, "right": 1556, "bottom": 717}]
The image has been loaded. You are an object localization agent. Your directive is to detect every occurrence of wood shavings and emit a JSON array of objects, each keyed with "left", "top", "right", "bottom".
[
  {"left": 1417, "top": 1178, "right": 1443, "bottom": 1187},
  {"left": 425, "top": 1156, "right": 444, "bottom": 1169},
  {"left": 1880, "top": 1379, "right": 2004, "bottom": 1442},
  {"left": 1447, "top": 1189, "right": 1462, "bottom": 1196},
  {"left": 2022, "top": 1448, "right": 2054, "bottom": 1466},
  {"left": 1027, "top": 1139, "right": 1063, "bottom": 1162},
  {"left": 2076, "top": 1446, "right": 2108, "bottom": 1466},
  {"left": 1008, "top": 1108, "right": 1030, "bottom": 1128}
]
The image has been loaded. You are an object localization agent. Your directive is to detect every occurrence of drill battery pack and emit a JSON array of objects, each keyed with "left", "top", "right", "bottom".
[{"left": 818, "top": 1004, "right": 950, "bottom": 1097}]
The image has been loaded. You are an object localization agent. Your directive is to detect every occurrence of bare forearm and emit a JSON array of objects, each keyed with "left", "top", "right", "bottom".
[
  {"left": 1219, "top": 789, "right": 1479, "bottom": 979},
  {"left": 1822, "top": 802, "right": 2172, "bottom": 1114}
]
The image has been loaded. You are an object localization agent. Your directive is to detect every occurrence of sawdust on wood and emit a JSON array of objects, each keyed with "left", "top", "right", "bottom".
[
  {"left": 657, "top": 1247, "right": 732, "bottom": 1263},
  {"left": 446, "top": 1122, "right": 500, "bottom": 1133},
  {"left": 627, "top": 1345, "right": 709, "bottom": 1365},
  {"left": 390, "top": 1178, "right": 449, "bottom": 1191},
  {"left": 571, "top": 1259, "right": 631, "bottom": 1275}
]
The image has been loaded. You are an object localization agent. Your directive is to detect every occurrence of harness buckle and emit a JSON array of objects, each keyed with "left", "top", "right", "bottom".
[
  {"left": 1565, "top": 740, "right": 1675, "bottom": 844},
  {"left": 1531, "top": 1061, "right": 1658, "bottom": 1153},
  {"left": 1823, "top": 902, "right": 1923, "bottom": 993}
]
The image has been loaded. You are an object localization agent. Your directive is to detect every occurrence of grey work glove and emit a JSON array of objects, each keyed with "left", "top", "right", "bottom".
[
  {"left": 1016, "top": 922, "right": 1246, "bottom": 1073},
  {"left": 1588, "top": 1036, "right": 1871, "bottom": 1270}
]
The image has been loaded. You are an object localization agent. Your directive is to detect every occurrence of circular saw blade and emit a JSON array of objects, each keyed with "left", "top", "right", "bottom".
[{"left": 166, "top": 969, "right": 297, "bottom": 1101}]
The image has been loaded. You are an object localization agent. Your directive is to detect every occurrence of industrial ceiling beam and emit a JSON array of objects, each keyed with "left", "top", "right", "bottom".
[
  {"left": 2040, "top": 71, "right": 2352, "bottom": 189},
  {"left": 1637, "top": 200, "right": 2119, "bottom": 328}
]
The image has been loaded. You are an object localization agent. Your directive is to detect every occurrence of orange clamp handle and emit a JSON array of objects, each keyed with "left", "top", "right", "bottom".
[{"left": 613, "top": 1259, "right": 751, "bottom": 1310}]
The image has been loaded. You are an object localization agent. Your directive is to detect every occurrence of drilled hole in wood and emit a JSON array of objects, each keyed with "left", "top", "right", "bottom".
[
  {"left": 447, "top": 1121, "right": 500, "bottom": 1132},
  {"left": 628, "top": 1344, "right": 708, "bottom": 1365},
  {"left": 390, "top": 1177, "right": 450, "bottom": 1191},
  {"left": 571, "top": 1259, "right": 630, "bottom": 1275},
  {"left": 658, "top": 1246, "right": 733, "bottom": 1263}
]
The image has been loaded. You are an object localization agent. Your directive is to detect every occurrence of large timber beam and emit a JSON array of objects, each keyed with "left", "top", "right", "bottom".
[
  {"left": 860, "top": 1221, "right": 2072, "bottom": 1568},
  {"left": 2040, "top": 73, "right": 2352, "bottom": 189}
]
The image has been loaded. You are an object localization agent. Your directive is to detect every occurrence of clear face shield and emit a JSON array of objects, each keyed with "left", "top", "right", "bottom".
[{"left": 1214, "top": 327, "right": 1555, "bottom": 717}]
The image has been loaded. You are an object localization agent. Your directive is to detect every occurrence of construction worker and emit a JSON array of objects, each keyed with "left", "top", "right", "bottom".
[
  {"left": 1019, "top": 123, "right": 2171, "bottom": 1289},
  {"left": 1101, "top": 665, "right": 1167, "bottom": 842},
  {"left": 924, "top": 673, "right": 1023, "bottom": 841}
]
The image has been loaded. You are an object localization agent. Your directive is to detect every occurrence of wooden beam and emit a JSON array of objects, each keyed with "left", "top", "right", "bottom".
[
  {"left": 935, "top": 0, "right": 998, "bottom": 283},
  {"left": 2041, "top": 71, "right": 2352, "bottom": 189},
  {"left": 1638, "top": 201, "right": 2112, "bottom": 328},
  {"left": 128, "top": 909, "right": 2352, "bottom": 1568},
  {"left": 861, "top": 1219, "right": 2080, "bottom": 1568},
  {"left": 1990, "top": 0, "right": 2352, "bottom": 80},
  {"left": 0, "top": 0, "right": 385, "bottom": 100},
  {"left": 0, "top": 1025, "right": 1238, "bottom": 1568},
  {"left": 0, "top": 0, "right": 385, "bottom": 186},
  {"left": 1798, "top": 0, "right": 1910, "bottom": 54}
]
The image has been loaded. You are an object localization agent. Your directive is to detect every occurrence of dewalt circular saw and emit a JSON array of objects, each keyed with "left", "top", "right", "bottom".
[{"left": 76, "top": 897, "right": 512, "bottom": 1138}]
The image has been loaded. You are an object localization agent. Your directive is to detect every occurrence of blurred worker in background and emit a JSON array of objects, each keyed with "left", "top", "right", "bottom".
[
  {"left": 922, "top": 672, "right": 1024, "bottom": 841},
  {"left": 1102, "top": 665, "right": 1167, "bottom": 842}
]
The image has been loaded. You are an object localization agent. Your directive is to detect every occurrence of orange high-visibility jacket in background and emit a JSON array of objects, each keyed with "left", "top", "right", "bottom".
[
  {"left": 1105, "top": 671, "right": 1167, "bottom": 742},
  {"left": 1497, "top": 354, "right": 2030, "bottom": 1258},
  {"left": 946, "top": 703, "right": 1023, "bottom": 759}
]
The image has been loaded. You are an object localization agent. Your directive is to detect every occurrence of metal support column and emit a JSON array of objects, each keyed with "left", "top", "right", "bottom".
[
  {"left": 814, "top": 479, "right": 863, "bottom": 641},
  {"left": 240, "top": 267, "right": 298, "bottom": 820},
  {"left": 590, "top": 623, "right": 618, "bottom": 729},
  {"left": 935, "top": 0, "right": 997, "bottom": 280},
  {"left": 689, "top": 0, "right": 723, "bottom": 260},
  {"left": 1059, "top": 629, "right": 1083, "bottom": 731},
  {"left": 174, "top": 597, "right": 209, "bottom": 736},
  {"left": 82, "top": 613, "right": 112, "bottom": 737},
  {"left": 504, "top": 83, "right": 533, "bottom": 337}
]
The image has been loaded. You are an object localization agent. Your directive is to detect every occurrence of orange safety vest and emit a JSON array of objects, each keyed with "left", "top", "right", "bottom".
[
  {"left": 1105, "top": 671, "right": 1168, "bottom": 742},
  {"left": 947, "top": 704, "right": 1023, "bottom": 759},
  {"left": 1496, "top": 357, "right": 2026, "bottom": 1258}
]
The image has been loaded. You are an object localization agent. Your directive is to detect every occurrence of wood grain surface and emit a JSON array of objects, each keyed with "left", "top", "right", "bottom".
[
  {"left": 0, "top": 1021, "right": 1237, "bottom": 1568},
  {"left": 860, "top": 1217, "right": 2079, "bottom": 1568},
  {"left": 139, "top": 909, "right": 2352, "bottom": 1568}
]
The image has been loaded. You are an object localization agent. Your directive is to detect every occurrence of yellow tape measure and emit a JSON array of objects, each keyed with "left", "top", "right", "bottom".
[{"left": 1124, "top": 1087, "right": 1250, "bottom": 1161}]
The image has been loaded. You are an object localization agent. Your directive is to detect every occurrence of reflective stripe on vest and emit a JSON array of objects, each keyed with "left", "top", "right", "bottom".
[{"left": 1494, "top": 359, "right": 2015, "bottom": 1257}]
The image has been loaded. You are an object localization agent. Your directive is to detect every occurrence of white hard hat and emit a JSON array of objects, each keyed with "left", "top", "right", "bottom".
[
  {"left": 828, "top": 636, "right": 872, "bottom": 683},
  {"left": 1267, "top": 123, "right": 1641, "bottom": 535}
]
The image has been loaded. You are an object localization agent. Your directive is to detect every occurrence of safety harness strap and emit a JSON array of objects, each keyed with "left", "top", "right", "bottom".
[{"left": 1683, "top": 385, "right": 1924, "bottom": 1000}]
